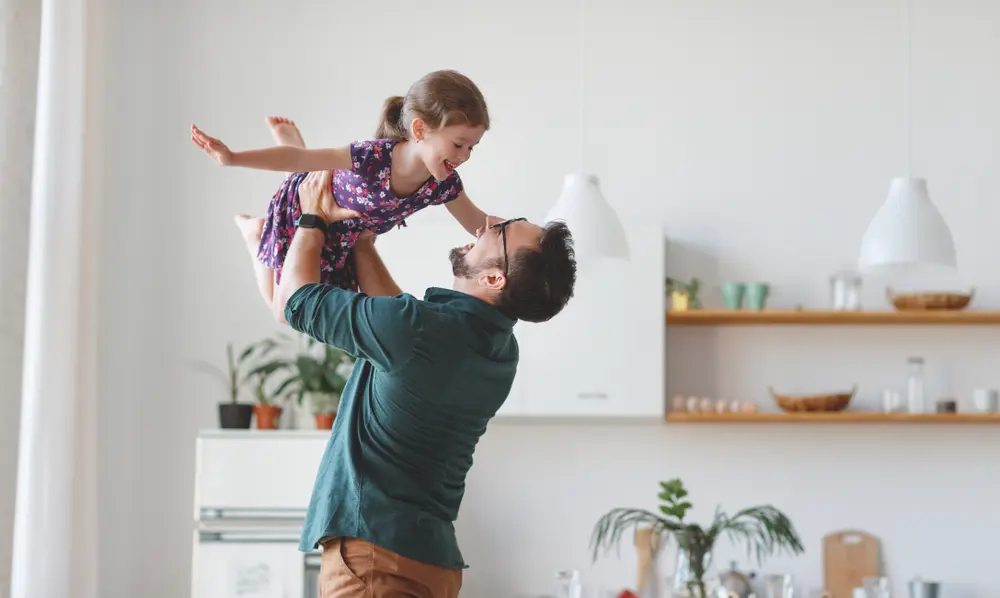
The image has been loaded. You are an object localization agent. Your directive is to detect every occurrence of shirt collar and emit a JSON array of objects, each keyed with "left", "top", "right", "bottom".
[{"left": 424, "top": 287, "right": 516, "bottom": 329}]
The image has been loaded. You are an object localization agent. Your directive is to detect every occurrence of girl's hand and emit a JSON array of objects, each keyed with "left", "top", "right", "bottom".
[
  {"left": 190, "top": 124, "right": 234, "bottom": 166},
  {"left": 298, "top": 170, "right": 362, "bottom": 223},
  {"left": 486, "top": 215, "right": 506, "bottom": 227}
]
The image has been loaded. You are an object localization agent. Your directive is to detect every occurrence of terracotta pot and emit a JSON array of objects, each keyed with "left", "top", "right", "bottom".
[
  {"left": 253, "top": 404, "right": 283, "bottom": 430},
  {"left": 314, "top": 412, "right": 336, "bottom": 430}
]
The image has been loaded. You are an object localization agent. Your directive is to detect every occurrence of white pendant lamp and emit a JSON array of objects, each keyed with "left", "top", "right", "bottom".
[
  {"left": 546, "top": 0, "right": 629, "bottom": 265},
  {"left": 858, "top": 177, "right": 956, "bottom": 273},
  {"left": 859, "top": 0, "right": 957, "bottom": 275},
  {"left": 545, "top": 173, "right": 629, "bottom": 264}
]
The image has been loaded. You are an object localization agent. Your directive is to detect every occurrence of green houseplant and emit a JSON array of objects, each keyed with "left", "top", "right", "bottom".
[
  {"left": 666, "top": 277, "right": 702, "bottom": 310},
  {"left": 193, "top": 339, "right": 280, "bottom": 429},
  {"left": 591, "top": 478, "right": 804, "bottom": 598},
  {"left": 260, "top": 334, "right": 355, "bottom": 430}
]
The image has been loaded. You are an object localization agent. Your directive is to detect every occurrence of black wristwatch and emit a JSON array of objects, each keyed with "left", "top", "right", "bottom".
[{"left": 297, "top": 213, "right": 328, "bottom": 235}]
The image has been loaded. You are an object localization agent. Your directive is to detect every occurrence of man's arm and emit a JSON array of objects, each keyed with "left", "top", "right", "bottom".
[
  {"left": 276, "top": 228, "right": 417, "bottom": 370},
  {"left": 354, "top": 233, "right": 403, "bottom": 297},
  {"left": 275, "top": 171, "right": 415, "bottom": 369}
]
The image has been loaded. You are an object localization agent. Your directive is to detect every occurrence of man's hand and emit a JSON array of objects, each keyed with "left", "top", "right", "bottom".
[
  {"left": 190, "top": 124, "right": 234, "bottom": 166},
  {"left": 298, "top": 170, "right": 362, "bottom": 223}
]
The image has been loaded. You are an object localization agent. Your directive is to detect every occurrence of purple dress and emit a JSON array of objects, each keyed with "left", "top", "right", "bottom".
[{"left": 258, "top": 139, "right": 464, "bottom": 289}]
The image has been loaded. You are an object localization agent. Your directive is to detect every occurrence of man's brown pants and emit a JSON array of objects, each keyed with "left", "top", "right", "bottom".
[{"left": 318, "top": 537, "right": 463, "bottom": 598}]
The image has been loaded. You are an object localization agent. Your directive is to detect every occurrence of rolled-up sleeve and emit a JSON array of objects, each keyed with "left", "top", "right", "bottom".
[{"left": 284, "top": 283, "right": 419, "bottom": 372}]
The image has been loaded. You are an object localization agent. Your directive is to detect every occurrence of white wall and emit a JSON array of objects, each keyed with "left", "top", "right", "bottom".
[{"left": 87, "top": 0, "right": 1000, "bottom": 597}]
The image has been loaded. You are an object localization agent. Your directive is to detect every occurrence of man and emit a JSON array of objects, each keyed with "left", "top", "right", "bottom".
[{"left": 276, "top": 169, "right": 577, "bottom": 598}]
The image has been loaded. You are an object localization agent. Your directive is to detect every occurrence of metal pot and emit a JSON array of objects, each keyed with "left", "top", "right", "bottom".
[{"left": 718, "top": 561, "right": 754, "bottom": 598}]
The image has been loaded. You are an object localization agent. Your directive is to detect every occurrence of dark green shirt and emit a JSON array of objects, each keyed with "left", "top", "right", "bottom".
[{"left": 286, "top": 284, "right": 518, "bottom": 569}]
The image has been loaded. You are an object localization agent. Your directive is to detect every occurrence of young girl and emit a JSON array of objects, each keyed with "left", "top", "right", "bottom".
[{"left": 189, "top": 69, "right": 501, "bottom": 315}]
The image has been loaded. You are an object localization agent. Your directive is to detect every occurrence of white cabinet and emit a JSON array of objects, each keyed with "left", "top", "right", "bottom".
[
  {"left": 194, "top": 431, "right": 329, "bottom": 515},
  {"left": 509, "top": 223, "right": 665, "bottom": 419}
]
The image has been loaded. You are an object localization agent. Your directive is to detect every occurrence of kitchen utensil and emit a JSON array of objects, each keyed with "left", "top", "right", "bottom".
[
  {"left": 887, "top": 288, "right": 973, "bottom": 311},
  {"left": 823, "top": 530, "right": 880, "bottom": 598},
  {"left": 633, "top": 527, "right": 660, "bottom": 595},
  {"left": 718, "top": 561, "right": 754, "bottom": 598},
  {"left": 770, "top": 386, "right": 856, "bottom": 413},
  {"left": 863, "top": 577, "right": 890, "bottom": 598},
  {"left": 907, "top": 577, "right": 940, "bottom": 598}
]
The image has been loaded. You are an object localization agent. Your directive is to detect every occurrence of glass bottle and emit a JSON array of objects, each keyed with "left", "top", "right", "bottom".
[{"left": 906, "top": 357, "right": 925, "bottom": 414}]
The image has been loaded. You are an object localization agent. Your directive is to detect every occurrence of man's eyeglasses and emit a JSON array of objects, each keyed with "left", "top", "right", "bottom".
[{"left": 488, "top": 217, "right": 527, "bottom": 276}]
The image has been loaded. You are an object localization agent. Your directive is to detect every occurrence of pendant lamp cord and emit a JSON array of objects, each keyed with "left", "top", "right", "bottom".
[
  {"left": 579, "top": 0, "right": 587, "bottom": 174},
  {"left": 903, "top": 0, "right": 911, "bottom": 177}
]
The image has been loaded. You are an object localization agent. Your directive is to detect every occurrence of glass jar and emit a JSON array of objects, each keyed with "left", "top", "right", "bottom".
[
  {"left": 830, "top": 271, "right": 863, "bottom": 310},
  {"left": 906, "top": 357, "right": 925, "bottom": 414}
]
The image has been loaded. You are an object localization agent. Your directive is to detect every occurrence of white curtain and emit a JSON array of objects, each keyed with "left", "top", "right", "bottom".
[
  {"left": 0, "top": 0, "right": 41, "bottom": 593},
  {"left": 9, "top": 0, "right": 99, "bottom": 596}
]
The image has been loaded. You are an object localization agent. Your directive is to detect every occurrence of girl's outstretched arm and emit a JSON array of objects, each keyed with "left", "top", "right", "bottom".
[
  {"left": 190, "top": 124, "right": 353, "bottom": 172},
  {"left": 446, "top": 191, "right": 504, "bottom": 236}
]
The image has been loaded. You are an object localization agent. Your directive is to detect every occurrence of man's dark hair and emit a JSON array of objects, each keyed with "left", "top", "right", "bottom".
[{"left": 496, "top": 221, "right": 577, "bottom": 322}]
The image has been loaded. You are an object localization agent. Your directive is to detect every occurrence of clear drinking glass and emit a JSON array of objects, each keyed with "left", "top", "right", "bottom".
[
  {"left": 765, "top": 574, "right": 795, "bottom": 598},
  {"left": 906, "top": 357, "right": 925, "bottom": 414}
]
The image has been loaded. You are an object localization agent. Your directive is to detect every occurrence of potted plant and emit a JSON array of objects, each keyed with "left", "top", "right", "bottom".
[
  {"left": 193, "top": 339, "right": 279, "bottom": 429},
  {"left": 666, "top": 277, "right": 702, "bottom": 311},
  {"left": 590, "top": 478, "right": 804, "bottom": 598},
  {"left": 244, "top": 348, "right": 290, "bottom": 430},
  {"left": 263, "top": 334, "right": 354, "bottom": 430},
  {"left": 310, "top": 393, "right": 338, "bottom": 430}
]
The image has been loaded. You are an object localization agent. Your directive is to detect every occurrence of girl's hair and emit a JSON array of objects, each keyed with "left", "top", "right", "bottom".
[{"left": 375, "top": 70, "right": 490, "bottom": 141}]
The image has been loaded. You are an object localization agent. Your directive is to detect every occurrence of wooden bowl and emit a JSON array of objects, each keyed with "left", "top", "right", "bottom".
[
  {"left": 887, "top": 288, "right": 974, "bottom": 311},
  {"left": 769, "top": 386, "right": 856, "bottom": 413}
]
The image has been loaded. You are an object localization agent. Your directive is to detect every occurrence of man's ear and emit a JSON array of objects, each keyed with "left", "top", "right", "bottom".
[{"left": 479, "top": 270, "right": 506, "bottom": 292}]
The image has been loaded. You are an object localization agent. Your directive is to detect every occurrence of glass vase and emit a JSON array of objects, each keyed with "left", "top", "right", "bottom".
[{"left": 669, "top": 547, "right": 716, "bottom": 598}]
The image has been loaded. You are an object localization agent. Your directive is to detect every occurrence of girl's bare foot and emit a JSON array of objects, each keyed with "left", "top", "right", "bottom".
[
  {"left": 265, "top": 116, "right": 305, "bottom": 149},
  {"left": 234, "top": 214, "right": 265, "bottom": 257}
]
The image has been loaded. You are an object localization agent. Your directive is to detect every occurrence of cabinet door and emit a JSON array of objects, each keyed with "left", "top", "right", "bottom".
[
  {"left": 191, "top": 534, "right": 305, "bottom": 598},
  {"left": 515, "top": 223, "right": 665, "bottom": 418}
]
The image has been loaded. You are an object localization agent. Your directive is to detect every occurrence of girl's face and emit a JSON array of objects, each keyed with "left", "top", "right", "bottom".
[{"left": 414, "top": 121, "right": 486, "bottom": 181}]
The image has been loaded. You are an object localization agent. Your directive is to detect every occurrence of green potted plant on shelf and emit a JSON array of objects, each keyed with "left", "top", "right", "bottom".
[
  {"left": 193, "top": 338, "right": 280, "bottom": 429},
  {"left": 261, "top": 334, "right": 355, "bottom": 430},
  {"left": 244, "top": 344, "right": 292, "bottom": 430},
  {"left": 590, "top": 478, "right": 804, "bottom": 598},
  {"left": 666, "top": 277, "right": 702, "bottom": 311}
]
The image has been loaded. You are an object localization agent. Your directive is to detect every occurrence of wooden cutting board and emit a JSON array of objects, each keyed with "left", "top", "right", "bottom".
[{"left": 823, "top": 530, "right": 880, "bottom": 598}]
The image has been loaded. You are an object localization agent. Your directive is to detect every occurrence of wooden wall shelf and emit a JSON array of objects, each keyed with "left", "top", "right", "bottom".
[
  {"left": 665, "top": 309, "right": 1000, "bottom": 326},
  {"left": 666, "top": 412, "right": 1000, "bottom": 424}
]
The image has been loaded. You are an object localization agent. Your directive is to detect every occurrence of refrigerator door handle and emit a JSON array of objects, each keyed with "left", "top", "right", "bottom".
[{"left": 197, "top": 530, "right": 303, "bottom": 544}]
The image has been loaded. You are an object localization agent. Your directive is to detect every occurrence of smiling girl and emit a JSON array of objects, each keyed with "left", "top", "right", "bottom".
[{"left": 190, "top": 70, "right": 502, "bottom": 316}]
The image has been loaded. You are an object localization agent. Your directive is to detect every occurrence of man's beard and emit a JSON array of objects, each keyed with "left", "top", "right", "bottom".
[{"left": 449, "top": 247, "right": 475, "bottom": 279}]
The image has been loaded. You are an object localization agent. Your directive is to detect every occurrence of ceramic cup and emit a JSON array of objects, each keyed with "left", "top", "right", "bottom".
[
  {"left": 721, "top": 283, "right": 746, "bottom": 309},
  {"left": 745, "top": 282, "right": 770, "bottom": 310},
  {"left": 973, "top": 388, "right": 999, "bottom": 413}
]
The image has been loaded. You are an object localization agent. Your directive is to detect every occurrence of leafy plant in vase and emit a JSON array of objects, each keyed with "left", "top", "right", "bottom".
[
  {"left": 263, "top": 334, "right": 355, "bottom": 430},
  {"left": 590, "top": 478, "right": 804, "bottom": 598},
  {"left": 193, "top": 339, "right": 279, "bottom": 429},
  {"left": 244, "top": 344, "right": 292, "bottom": 430},
  {"left": 666, "top": 277, "right": 702, "bottom": 311}
]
